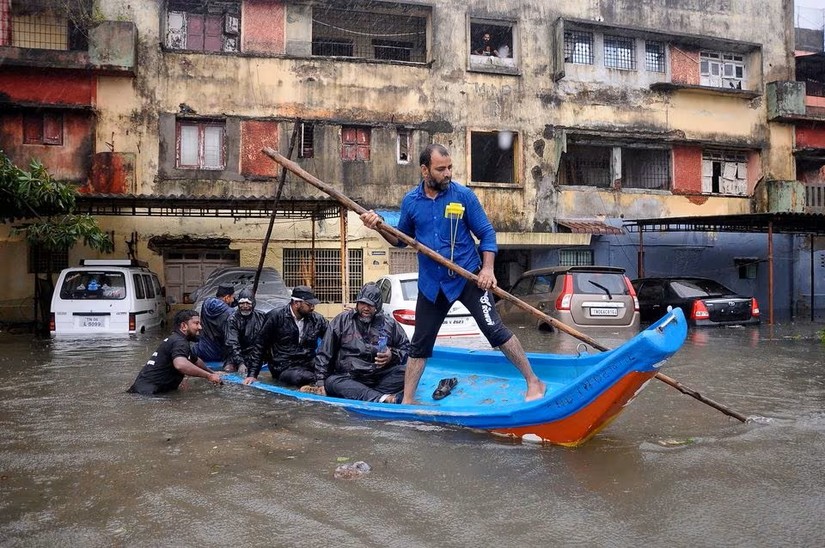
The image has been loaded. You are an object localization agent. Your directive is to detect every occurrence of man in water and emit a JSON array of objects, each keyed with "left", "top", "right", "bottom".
[
  {"left": 194, "top": 284, "right": 235, "bottom": 362},
  {"left": 360, "top": 143, "right": 545, "bottom": 404},
  {"left": 127, "top": 309, "right": 222, "bottom": 396}
]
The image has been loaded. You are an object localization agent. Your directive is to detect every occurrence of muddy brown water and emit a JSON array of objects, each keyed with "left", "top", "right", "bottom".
[{"left": 1, "top": 321, "right": 824, "bottom": 546}]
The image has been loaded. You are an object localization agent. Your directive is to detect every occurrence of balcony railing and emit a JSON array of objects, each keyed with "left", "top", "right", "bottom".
[{"left": 806, "top": 182, "right": 825, "bottom": 214}]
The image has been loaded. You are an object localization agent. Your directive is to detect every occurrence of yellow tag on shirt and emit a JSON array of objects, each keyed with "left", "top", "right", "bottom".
[{"left": 445, "top": 202, "right": 465, "bottom": 218}]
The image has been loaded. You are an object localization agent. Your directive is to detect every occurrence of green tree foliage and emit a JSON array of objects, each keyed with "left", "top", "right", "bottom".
[{"left": 0, "top": 151, "right": 113, "bottom": 254}]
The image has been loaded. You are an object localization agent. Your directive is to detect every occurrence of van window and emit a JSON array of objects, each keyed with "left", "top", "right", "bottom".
[
  {"left": 59, "top": 270, "right": 126, "bottom": 300},
  {"left": 152, "top": 275, "right": 162, "bottom": 295},
  {"left": 133, "top": 274, "right": 146, "bottom": 299},
  {"left": 142, "top": 274, "right": 156, "bottom": 298}
]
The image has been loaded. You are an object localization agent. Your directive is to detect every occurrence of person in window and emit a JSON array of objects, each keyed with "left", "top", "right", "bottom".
[
  {"left": 243, "top": 286, "right": 328, "bottom": 387},
  {"left": 360, "top": 143, "right": 546, "bottom": 404},
  {"left": 127, "top": 309, "right": 222, "bottom": 396},
  {"left": 194, "top": 285, "right": 235, "bottom": 362},
  {"left": 223, "top": 288, "right": 266, "bottom": 375},
  {"left": 474, "top": 32, "right": 497, "bottom": 56},
  {"left": 308, "top": 283, "right": 409, "bottom": 403}
]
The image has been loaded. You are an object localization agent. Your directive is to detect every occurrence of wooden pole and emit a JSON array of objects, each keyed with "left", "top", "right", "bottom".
[{"left": 262, "top": 148, "right": 748, "bottom": 423}]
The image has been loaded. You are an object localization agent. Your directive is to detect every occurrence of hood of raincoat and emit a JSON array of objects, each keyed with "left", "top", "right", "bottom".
[
  {"left": 236, "top": 287, "right": 256, "bottom": 309},
  {"left": 355, "top": 282, "right": 382, "bottom": 312}
]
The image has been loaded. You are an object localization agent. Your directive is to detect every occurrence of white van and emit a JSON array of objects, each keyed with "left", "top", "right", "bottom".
[{"left": 50, "top": 259, "right": 167, "bottom": 336}]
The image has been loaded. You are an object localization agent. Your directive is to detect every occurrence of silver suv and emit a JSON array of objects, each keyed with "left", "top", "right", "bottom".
[{"left": 496, "top": 266, "right": 640, "bottom": 332}]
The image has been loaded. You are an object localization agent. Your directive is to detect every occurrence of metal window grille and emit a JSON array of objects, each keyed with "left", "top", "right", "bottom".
[
  {"left": 604, "top": 35, "right": 636, "bottom": 70},
  {"left": 299, "top": 123, "right": 314, "bottom": 158},
  {"left": 389, "top": 249, "right": 417, "bottom": 274},
  {"left": 558, "top": 145, "right": 611, "bottom": 187},
  {"left": 622, "top": 148, "right": 670, "bottom": 190},
  {"left": 645, "top": 41, "right": 665, "bottom": 72},
  {"left": 559, "top": 249, "right": 594, "bottom": 267},
  {"left": 312, "top": 7, "right": 427, "bottom": 63},
  {"left": 283, "top": 248, "right": 363, "bottom": 303},
  {"left": 564, "top": 30, "right": 593, "bottom": 65},
  {"left": 12, "top": 12, "right": 68, "bottom": 50},
  {"left": 28, "top": 245, "right": 69, "bottom": 273}
]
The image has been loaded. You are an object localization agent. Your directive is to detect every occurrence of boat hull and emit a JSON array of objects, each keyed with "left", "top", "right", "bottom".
[{"left": 210, "top": 308, "right": 687, "bottom": 446}]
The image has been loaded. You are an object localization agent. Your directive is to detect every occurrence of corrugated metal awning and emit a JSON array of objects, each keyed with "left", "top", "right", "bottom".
[{"left": 556, "top": 219, "right": 624, "bottom": 235}]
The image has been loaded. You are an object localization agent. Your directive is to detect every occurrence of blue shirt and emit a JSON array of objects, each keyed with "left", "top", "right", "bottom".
[{"left": 396, "top": 181, "right": 497, "bottom": 303}]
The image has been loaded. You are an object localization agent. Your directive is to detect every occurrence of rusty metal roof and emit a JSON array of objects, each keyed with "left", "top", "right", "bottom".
[
  {"left": 73, "top": 194, "right": 342, "bottom": 220},
  {"left": 624, "top": 212, "right": 825, "bottom": 235},
  {"left": 556, "top": 219, "right": 624, "bottom": 235}
]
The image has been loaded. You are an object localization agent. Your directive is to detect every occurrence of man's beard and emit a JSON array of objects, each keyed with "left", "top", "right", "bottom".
[{"left": 426, "top": 177, "right": 449, "bottom": 191}]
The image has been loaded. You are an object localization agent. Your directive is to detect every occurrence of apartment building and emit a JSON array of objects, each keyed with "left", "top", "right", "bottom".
[{"left": 0, "top": 1, "right": 807, "bottom": 321}]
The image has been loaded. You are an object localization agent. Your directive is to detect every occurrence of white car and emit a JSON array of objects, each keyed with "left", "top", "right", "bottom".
[{"left": 374, "top": 273, "right": 482, "bottom": 339}]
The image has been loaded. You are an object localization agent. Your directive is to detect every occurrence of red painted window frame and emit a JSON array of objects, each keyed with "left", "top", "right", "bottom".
[
  {"left": 341, "top": 126, "right": 371, "bottom": 161},
  {"left": 23, "top": 111, "right": 63, "bottom": 146},
  {"left": 176, "top": 119, "right": 226, "bottom": 170}
]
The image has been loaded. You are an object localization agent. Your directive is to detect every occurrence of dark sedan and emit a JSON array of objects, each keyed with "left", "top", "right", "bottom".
[{"left": 631, "top": 277, "right": 760, "bottom": 326}]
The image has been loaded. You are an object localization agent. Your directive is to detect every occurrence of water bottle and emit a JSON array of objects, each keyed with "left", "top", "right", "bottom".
[{"left": 377, "top": 335, "right": 388, "bottom": 353}]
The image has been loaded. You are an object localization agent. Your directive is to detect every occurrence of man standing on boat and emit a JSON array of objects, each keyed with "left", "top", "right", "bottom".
[
  {"left": 309, "top": 282, "right": 409, "bottom": 403},
  {"left": 127, "top": 310, "right": 223, "bottom": 396},
  {"left": 243, "top": 286, "right": 328, "bottom": 387},
  {"left": 360, "top": 143, "right": 546, "bottom": 404},
  {"left": 194, "top": 284, "right": 235, "bottom": 362}
]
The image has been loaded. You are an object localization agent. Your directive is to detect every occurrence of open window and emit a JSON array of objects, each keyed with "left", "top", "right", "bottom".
[
  {"left": 469, "top": 131, "right": 519, "bottom": 186},
  {"left": 165, "top": 1, "right": 240, "bottom": 53},
  {"left": 397, "top": 129, "right": 411, "bottom": 164},
  {"left": 299, "top": 122, "right": 315, "bottom": 159},
  {"left": 469, "top": 20, "right": 516, "bottom": 72},
  {"left": 311, "top": 2, "right": 428, "bottom": 63},
  {"left": 702, "top": 150, "right": 748, "bottom": 195},
  {"left": 176, "top": 119, "right": 225, "bottom": 169},
  {"left": 559, "top": 144, "right": 671, "bottom": 190}
]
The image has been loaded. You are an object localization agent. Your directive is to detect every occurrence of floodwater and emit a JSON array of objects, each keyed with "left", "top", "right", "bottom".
[{"left": 1, "top": 320, "right": 824, "bottom": 547}]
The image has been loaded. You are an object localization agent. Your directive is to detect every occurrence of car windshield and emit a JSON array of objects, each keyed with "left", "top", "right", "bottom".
[
  {"left": 399, "top": 279, "right": 419, "bottom": 301},
  {"left": 572, "top": 272, "right": 628, "bottom": 296},
  {"left": 59, "top": 271, "right": 127, "bottom": 300},
  {"left": 670, "top": 279, "right": 731, "bottom": 298}
]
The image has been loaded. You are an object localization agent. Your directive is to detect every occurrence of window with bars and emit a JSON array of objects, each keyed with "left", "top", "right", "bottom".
[
  {"left": 283, "top": 248, "right": 364, "bottom": 303},
  {"left": 11, "top": 11, "right": 69, "bottom": 50},
  {"left": 342, "top": 126, "right": 371, "bottom": 161},
  {"left": 165, "top": 1, "right": 240, "bottom": 53},
  {"left": 469, "top": 21, "right": 516, "bottom": 70},
  {"left": 28, "top": 245, "right": 69, "bottom": 273},
  {"left": 311, "top": 5, "right": 428, "bottom": 63},
  {"left": 558, "top": 145, "right": 611, "bottom": 187},
  {"left": 299, "top": 123, "right": 315, "bottom": 158},
  {"left": 645, "top": 41, "right": 665, "bottom": 72},
  {"left": 622, "top": 148, "right": 670, "bottom": 190},
  {"left": 389, "top": 248, "right": 417, "bottom": 274},
  {"left": 23, "top": 111, "right": 63, "bottom": 145},
  {"left": 559, "top": 249, "right": 594, "bottom": 267},
  {"left": 604, "top": 35, "right": 635, "bottom": 70},
  {"left": 176, "top": 119, "right": 225, "bottom": 169},
  {"left": 564, "top": 30, "right": 593, "bottom": 65}
]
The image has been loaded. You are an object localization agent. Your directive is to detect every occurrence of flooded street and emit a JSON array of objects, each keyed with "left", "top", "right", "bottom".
[{"left": 1, "top": 321, "right": 824, "bottom": 547}]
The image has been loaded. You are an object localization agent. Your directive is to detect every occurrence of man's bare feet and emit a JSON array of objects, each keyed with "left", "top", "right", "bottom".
[{"left": 525, "top": 380, "right": 546, "bottom": 402}]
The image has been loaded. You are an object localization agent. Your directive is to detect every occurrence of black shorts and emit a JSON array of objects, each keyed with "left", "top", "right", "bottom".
[{"left": 409, "top": 281, "right": 513, "bottom": 358}]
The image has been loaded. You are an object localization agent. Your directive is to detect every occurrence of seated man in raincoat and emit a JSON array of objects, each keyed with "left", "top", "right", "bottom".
[
  {"left": 309, "top": 282, "right": 409, "bottom": 403},
  {"left": 223, "top": 288, "right": 267, "bottom": 375}
]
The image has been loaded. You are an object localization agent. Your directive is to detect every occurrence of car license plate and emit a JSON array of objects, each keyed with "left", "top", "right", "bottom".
[
  {"left": 82, "top": 317, "right": 103, "bottom": 328},
  {"left": 444, "top": 317, "right": 469, "bottom": 325},
  {"left": 590, "top": 308, "right": 618, "bottom": 317}
]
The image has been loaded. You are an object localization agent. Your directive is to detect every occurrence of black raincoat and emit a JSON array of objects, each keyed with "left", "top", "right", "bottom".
[
  {"left": 224, "top": 289, "right": 267, "bottom": 370},
  {"left": 314, "top": 283, "right": 409, "bottom": 385}
]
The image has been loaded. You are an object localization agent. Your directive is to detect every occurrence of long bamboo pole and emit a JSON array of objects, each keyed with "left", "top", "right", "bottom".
[{"left": 262, "top": 147, "right": 748, "bottom": 423}]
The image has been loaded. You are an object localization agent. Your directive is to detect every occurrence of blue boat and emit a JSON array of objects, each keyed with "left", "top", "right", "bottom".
[{"left": 210, "top": 307, "right": 687, "bottom": 446}]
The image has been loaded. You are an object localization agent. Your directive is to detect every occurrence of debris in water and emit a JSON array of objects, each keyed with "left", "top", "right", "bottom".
[
  {"left": 334, "top": 461, "right": 371, "bottom": 480},
  {"left": 656, "top": 438, "right": 695, "bottom": 447}
]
